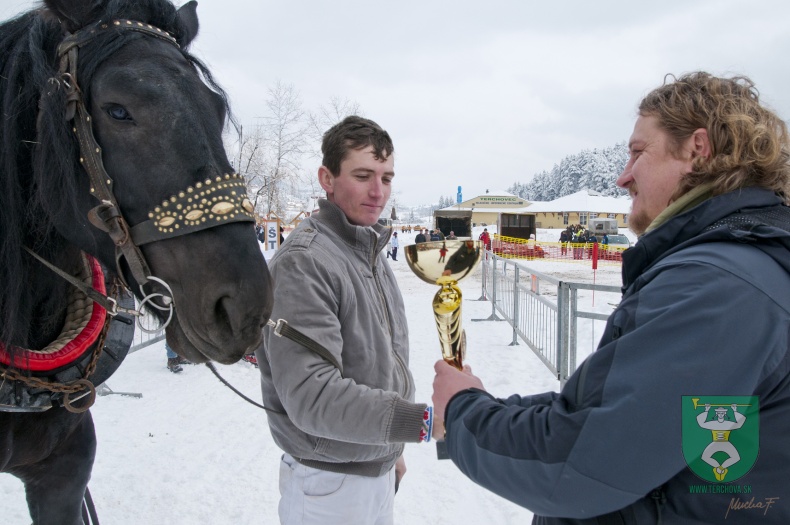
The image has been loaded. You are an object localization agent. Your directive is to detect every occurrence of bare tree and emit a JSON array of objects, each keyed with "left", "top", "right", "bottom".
[
  {"left": 307, "top": 96, "right": 363, "bottom": 150},
  {"left": 300, "top": 97, "right": 363, "bottom": 198},
  {"left": 238, "top": 80, "right": 308, "bottom": 219},
  {"left": 237, "top": 124, "right": 269, "bottom": 214},
  {"left": 232, "top": 87, "right": 364, "bottom": 221}
]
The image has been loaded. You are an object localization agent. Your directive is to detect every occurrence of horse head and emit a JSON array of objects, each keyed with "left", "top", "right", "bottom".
[{"left": 29, "top": 0, "right": 273, "bottom": 364}]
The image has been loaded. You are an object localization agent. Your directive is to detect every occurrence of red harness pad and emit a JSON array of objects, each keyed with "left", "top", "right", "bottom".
[{"left": 0, "top": 256, "right": 107, "bottom": 372}]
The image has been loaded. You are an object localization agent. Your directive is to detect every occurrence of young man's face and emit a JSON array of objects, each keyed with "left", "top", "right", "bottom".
[
  {"left": 616, "top": 115, "right": 695, "bottom": 235},
  {"left": 319, "top": 145, "right": 394, "bottom": 227}
]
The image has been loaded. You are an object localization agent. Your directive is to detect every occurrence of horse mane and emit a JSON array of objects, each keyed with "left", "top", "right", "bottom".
[{"left": 0, "top": 0, "right": 235, "bottom": 347}]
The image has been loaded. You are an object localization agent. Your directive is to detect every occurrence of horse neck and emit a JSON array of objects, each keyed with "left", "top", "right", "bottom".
[{"left": 19, "top": 240, "right": 83, "bottom": 350}]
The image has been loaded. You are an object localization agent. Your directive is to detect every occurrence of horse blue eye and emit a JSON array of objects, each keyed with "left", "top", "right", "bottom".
[{"left": 108, "top": 106, "right": 131, "bottom": 120}]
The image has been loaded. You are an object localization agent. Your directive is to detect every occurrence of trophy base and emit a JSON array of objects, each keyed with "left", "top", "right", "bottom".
[{"left": 436, "top": 440, "right": 449, "bottom": 460}]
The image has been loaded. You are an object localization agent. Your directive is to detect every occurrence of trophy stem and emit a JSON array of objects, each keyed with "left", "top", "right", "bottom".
[{"left": 432, "top": 281, "right": 465, "bottom": 370}]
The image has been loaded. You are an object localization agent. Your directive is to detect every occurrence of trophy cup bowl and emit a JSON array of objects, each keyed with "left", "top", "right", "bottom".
[{"left": 404, "top": 240, "right": 483, "bottom": 370}]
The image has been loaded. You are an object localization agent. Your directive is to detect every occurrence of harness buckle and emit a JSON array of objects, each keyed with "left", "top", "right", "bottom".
[
  {"left": 105, "top": 296, "right": 119, "bottom": 316},
  {"left": 270, "top": 318, "right": 288, "bottom": 337}
]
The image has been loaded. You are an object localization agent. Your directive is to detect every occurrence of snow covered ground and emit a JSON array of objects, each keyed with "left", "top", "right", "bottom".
[{"left": 1, "top": 230, "right": 623, "bottom": 524}]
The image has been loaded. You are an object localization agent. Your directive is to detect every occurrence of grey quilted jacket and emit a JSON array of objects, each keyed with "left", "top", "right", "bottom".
[{"left": 256, "top": 199, "right": 426, "bottom": 477}]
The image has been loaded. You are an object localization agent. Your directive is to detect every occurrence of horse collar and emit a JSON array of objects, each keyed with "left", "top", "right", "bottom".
[{"left": 0, "top": 254, "right": 135, "bottom": 413}]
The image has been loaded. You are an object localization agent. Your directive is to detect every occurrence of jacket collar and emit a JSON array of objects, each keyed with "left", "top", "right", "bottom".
[
  {"left": 622, "top": 187, "right": 788, "bottom": 287},
  {"left": 313, "top": 199, "right": 391, "bottom": 254}
]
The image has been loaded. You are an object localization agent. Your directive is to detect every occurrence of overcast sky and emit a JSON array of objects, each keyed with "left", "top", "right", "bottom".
[{"left": 3, "top": 0, "right": 790, "bottom": 207}]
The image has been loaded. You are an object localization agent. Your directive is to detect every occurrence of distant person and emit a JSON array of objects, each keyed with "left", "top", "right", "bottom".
[
  {"left": 438, "top": 242, "right": 448, "bottom": 262},
  {"left": 430, "top": 230, "right": 441, "bottom": 241},
  {"left": 390, "top": 231, "right": 399, "bottom": 261},
  {"left": 256, "top": 116, "right": 431, "bottom": 525},
  {"left": 432, "top": 71, "right": 790, "bottom": 523},
  {"left": 478, "top": 228, "right": 491, "bottom": 250},
  {"left": 256, "top": 224, "right": 265, "bottom": 243},
  {"left": 415, "top": 229, "right": 427, "bottom": 243},
  {"left": 559, "top": 230, "right": 569, "bottom": 255},
  {"left": 447, "top": 231, "right": 457, "bottom": 240},
  {"left": 571, "top": 230, "right": 581, "bottom": 259},
  {"left": 165, "top": 342, "right": 188, "bottom": 373},
  {"left": 587, "top": 232, "right": 598, "bottom": 258}
]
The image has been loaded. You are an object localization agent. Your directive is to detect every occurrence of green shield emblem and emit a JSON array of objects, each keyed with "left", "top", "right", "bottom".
[{"left": 682, "top": 396, "right": 759, "bottom": 483}]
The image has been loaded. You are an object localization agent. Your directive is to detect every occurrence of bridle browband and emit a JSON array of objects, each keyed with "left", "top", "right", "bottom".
[{"left": 45, "top": 18, "right": 255, "bottom": 318}]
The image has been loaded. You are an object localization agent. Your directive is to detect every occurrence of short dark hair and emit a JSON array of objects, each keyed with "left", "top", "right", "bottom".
[{"left": 321, "top": 116, "right": 394, "bottom": 176}]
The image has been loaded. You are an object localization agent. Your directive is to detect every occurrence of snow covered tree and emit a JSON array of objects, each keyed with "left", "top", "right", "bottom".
[{"left": 508, "top": 142, "right": 628, "bottom": 201}]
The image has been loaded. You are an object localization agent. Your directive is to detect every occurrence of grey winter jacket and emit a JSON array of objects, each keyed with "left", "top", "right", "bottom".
[
  {"left": 256, "top": 199, "right": 427, "bottom": 477},
  {"left": 444, "top": 188, "right": 790, "bottom": 524}
]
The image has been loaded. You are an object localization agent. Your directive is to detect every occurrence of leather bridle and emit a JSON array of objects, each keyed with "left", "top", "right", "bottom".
[{"left": 45, "top": 19, "right": 256, "bottom": 323}]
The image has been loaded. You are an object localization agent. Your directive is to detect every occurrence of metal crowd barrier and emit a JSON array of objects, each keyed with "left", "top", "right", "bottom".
[
  {"left": 98, "top": 300, "right": 164, "bottom": 399},
  {"left": 475, "top": 252, "right": 621, "bottom": 386}
]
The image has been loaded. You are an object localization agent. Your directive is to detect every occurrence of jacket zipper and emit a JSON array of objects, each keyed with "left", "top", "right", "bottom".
[{"left": 370, "top": 231, "right": 411, "bottom": 397}]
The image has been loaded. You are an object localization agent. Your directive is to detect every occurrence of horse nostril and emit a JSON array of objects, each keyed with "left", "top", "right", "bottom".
[{"left": 214, "top": 295, "right": 233, "bottom": 332}]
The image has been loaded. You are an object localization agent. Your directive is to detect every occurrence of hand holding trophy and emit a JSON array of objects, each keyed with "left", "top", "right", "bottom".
[{"left": 404, "top": 239, "right": 483, "bottom": 370}]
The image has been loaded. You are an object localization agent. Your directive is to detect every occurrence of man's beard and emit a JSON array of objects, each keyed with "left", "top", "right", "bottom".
[
  {"left": 628, "top": 209, "right": 651, "bottom": 236},
  {"left": 627, "top": 182, "right": 651, "bottom": 236}
]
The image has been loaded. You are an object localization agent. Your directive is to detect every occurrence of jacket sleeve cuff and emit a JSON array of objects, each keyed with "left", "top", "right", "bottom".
[
  {"left": 445, "top": 388, "right": 496, "bottom": 438},
  {"left": 387, "top": 397, "right": 428, "bottom": 443}
]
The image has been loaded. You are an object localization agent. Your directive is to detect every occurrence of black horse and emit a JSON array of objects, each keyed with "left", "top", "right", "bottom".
[{"left": 0, "top": 1, "right": 273, "bottom": 523}]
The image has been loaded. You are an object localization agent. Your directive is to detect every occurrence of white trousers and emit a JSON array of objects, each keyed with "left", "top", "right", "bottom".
[{"left": 278, "top": 453, "right": 395, "bottom": 525}]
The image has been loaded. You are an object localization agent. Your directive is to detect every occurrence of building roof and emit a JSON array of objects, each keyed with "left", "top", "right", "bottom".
[
  {"left": 525, "top": 189, "right": 631, "bottom": 214},
  {"left": 435, "top": 189, "right": 631, "bottom": 216}
]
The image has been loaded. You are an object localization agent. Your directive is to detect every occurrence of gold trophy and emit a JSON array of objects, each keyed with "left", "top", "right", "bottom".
[{"left": 404, "top": 240, "right": 482, "bottom": 370}]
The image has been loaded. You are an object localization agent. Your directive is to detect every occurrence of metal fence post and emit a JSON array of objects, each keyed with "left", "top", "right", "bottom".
[
  {"left": 473, "top": 253, "right": 504, "bottom": 322},
  {"left": 476, "top": 251, "right": 488, "bottom": 301},
  {"left": 557, "top": 282, "right": 569, "bottom": 385},
  {"left": 486, "top": 255, "right": 503, "bottom": 321},
  {"left": 569, "top": 286, "right": 578, "bottom": 382},
  {"left": 490, "top": 256, "right": 498, "bottom": 318},
  {"left": 510, "top": 266, "right": 520, "bottom": 346}
]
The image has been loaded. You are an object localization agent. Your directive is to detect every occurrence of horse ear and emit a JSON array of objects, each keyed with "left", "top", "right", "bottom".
[
  {"left": 176, "top": 0, "right": 200, "bottom": 46},
  {"left": 43, "top": 0, "right": 104, "bottom": 33}
]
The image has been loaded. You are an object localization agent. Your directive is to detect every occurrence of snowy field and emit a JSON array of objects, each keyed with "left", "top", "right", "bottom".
[{"left": 1, "top": 229, "right": 625, "bottom": 524}]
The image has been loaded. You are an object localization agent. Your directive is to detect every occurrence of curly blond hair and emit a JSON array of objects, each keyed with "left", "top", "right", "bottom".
[{"left": 639, "top": 72, "right": 790, "bottom": 203}]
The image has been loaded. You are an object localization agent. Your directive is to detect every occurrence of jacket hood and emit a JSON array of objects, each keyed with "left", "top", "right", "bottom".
[{"left": 622, "top": 187, "right": 790, "bottom": 287}]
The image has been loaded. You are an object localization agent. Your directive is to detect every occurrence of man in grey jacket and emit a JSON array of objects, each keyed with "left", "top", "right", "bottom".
[
  {"left": 257, "top": 116, "right": 431, "bottom": 525},
  {"left": 432, "top": 72, "right": 790, "bottom": 523}
]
